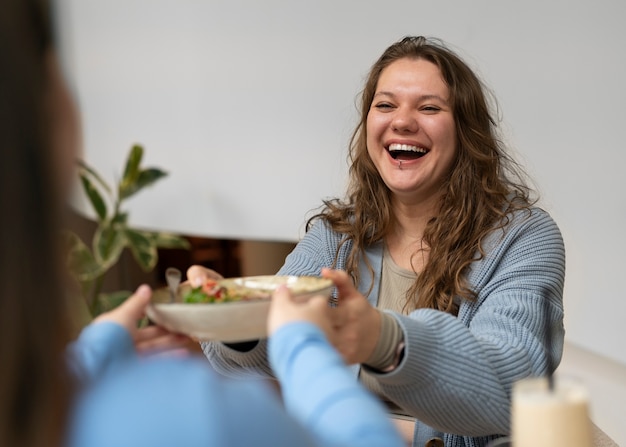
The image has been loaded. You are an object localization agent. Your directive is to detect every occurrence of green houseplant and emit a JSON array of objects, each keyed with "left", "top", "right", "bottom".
[{"left": 65, "top": 144, "right": 190, "bottom": 321}]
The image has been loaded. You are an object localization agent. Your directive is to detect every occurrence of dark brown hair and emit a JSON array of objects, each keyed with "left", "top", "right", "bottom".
[
  {"left": 313, "top": 36, "right": 534, "bottom": 313},
  {"left": 0, "top": 1, "right": 74, "bottom": 446}
]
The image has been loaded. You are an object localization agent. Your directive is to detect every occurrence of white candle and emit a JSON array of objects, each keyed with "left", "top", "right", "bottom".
[{"left": 512, "top": 376, "right": 592, "bottom": 447}]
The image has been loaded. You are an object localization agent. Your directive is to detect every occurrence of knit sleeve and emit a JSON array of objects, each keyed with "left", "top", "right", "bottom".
[{"left": 370, "top": 208, "right": 566, "bottom": 437}]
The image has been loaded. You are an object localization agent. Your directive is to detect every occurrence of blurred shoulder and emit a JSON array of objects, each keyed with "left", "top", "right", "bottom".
[{"left": 68, "top": 355, "right": 278, "bottom": 447}]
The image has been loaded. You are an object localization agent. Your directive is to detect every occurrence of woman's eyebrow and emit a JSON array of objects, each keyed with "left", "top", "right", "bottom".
[{"left": 373, "top": 91, "right": 449, "bottom": 103}]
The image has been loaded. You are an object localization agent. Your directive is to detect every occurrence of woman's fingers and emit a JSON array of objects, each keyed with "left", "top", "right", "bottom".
[
  {"left": 185, "top": 265, "right": 223, "bottom": 287},
  {"left": 94, "top": 284, "right": 196, "bottom": 356},
  {"left": 268, "top": 285, "right": 335, "bottom": 338},
  {"left": 94, "top": 284, "right": 152, "bottom": 329},
  {"left": 320, "top": 268, "right": 381, "bottom": 364},
  {"left": 267, "top": 285, "right": 295, "bottom": 335},
  {"left": 321, "top": 268, "right": 359, "bottom": 302},
  {"left": 135, "top": 325, "right": 192, "bottom": 355}
]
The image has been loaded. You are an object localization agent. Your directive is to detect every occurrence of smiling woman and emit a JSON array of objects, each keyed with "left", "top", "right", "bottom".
[
  {"left": 0, "top": 0, "right": 407, "bottom": 445},
  {"left": 55, "top": 1, "right": 626, "bottom": 443},
  {"left": 196, "top": 35, "right": 566, "bottom": 447}
]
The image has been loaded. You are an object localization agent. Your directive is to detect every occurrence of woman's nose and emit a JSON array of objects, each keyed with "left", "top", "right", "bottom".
[{"left": 391, "top": 108, "right": 419, "bottom": 133}]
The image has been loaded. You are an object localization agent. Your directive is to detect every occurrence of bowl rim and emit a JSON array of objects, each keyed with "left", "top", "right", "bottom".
[{"left": 151, "top": 274, "right": 334, "bottom": 306}]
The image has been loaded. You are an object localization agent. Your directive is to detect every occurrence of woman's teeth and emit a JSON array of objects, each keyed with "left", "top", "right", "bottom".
[{"left": 388, "top": 143, "right": 427, "bottom": 159}]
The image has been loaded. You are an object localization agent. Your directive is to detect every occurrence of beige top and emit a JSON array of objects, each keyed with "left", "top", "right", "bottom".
[
  {"left": 378, "top": 244, "right": 417, "bottom": 314},
  {"left": 360, "top": 246, "right": 415, "bottom": 395}
]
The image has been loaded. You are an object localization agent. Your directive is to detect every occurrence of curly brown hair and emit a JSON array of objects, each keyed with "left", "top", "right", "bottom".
[{"left": 310, "top": 36, "right": 535, "bottom": 314}]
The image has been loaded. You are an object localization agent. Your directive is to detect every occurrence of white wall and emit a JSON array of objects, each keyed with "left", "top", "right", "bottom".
[{"left": 55, "top": 0, "right": 626, "bottom": 371}]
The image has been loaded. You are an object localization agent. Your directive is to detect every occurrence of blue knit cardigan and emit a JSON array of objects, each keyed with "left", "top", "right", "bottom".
[{"left": 201, "top": 207, "right": 566, "bottom": 447}]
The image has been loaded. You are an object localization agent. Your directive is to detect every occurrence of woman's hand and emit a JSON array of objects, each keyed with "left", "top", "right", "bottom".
[
  {"left": 185, "top": 265, "right": 223, "bottom": 287},
  {"left": 268, "top": 284, "right": 335, "bottom": 341},
  {"left": 95, "top": 284, "right": 191, "bottom": 356},
  {"left": 322, "top": 268, "right": 381, "bottom": 365}
]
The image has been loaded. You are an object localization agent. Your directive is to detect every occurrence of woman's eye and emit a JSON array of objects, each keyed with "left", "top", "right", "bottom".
[
  {"left": 373, "top": 103, "right": 394, "bottom": 110},
  {"left": 421, "top": 105, "right": 441, "bottom": 113}
]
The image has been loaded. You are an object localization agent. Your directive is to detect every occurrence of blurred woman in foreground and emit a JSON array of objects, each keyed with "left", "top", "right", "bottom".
[{"left": 0, "top": 1, "right": 403, "bottom": 446}]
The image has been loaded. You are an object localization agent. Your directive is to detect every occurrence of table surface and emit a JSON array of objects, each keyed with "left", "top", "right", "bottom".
[{"left": 592, "top": 421, "right": 620, "bottom": 447}]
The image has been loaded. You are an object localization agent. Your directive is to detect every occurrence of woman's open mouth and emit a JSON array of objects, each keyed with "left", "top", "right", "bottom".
[{"left": 387, "top": 143, "right": 428, "bottom": 161}]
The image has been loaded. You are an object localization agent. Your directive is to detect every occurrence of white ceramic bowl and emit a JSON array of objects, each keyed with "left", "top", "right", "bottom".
[{"left": 146, "top": 275, "right": 333, "bottom": 342}]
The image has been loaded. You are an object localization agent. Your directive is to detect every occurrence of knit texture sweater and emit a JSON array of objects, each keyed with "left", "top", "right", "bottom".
[{"left": 201, "top": 207, "right": 566, "bottom": 447}]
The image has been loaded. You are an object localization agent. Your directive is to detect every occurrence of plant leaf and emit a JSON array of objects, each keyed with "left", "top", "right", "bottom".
[
  {"left": 112, "top": 212, "right": 128, "bottom": 225},
  {"left": 123, "top": 144, "right": 143, "bottom": 183},
  {"left": 118, "top": 144, "right": 143, "bottom": 199},
  {"left": 77, "top": 159, "right": 112, "bottom": 195},
  {"left": 93, "top": 222, "right": 126, "bottom": 267},
  {"left": 79, "top": 173, "right": 108, "bottom": 221},
  {"left": 119, "top": 168, "right": 168, "bottom": 200},
  {"left": 137, "top": 168, "right": 168, "bottom": 188},
  {"left": 124, "top": 228, "right": 158, "bottom": 271},
  {"left": 149, "top": 232, "right": 191, "bottom": 249},
  {"left": 64, "top": 231, "right": 109, "bottom": 281}
]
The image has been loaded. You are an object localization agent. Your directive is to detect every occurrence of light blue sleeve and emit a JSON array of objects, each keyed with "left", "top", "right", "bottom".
[
  {"left": 69, "top": 324, "right": 404, "bottom": 447},
  {"left": 66, "top": 321, "right": 135, "bottom": 382},
  {"left": 68, "top": 354, "right": 324, "bottom": 447},
  {"left": 269, "top": 321, "right": 405, "bottom": 447}
]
